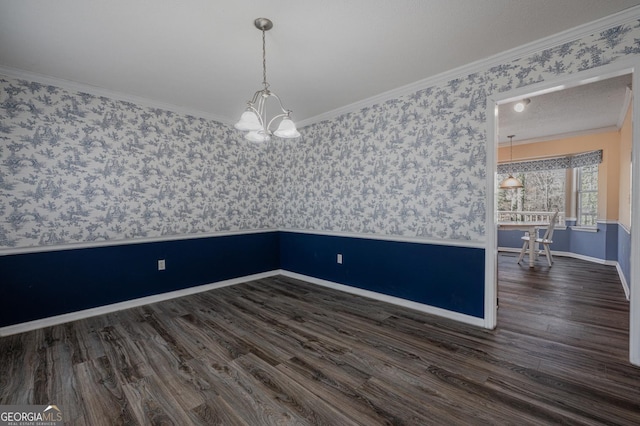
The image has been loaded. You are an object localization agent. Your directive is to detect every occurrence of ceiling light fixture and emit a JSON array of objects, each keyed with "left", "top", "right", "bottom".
[
  {"left": 499, "top": 135, "right": 524, "bottom": 189},
  {"left": 235, "top": 18, "right": 300, "bottom": 142},
  {"left": 513, "top": 98, "right": 531, "bottom": 112}
]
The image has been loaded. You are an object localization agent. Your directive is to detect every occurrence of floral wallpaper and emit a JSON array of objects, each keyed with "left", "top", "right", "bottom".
[
  {"left": 276, "top": 20, "right": 640, "bottom": 241},
  {"left": 0, "top": 78, "right": 276, "bottom": 248},
  {"left": 2, "top": 17, "right": 640, "bottom": 250}
]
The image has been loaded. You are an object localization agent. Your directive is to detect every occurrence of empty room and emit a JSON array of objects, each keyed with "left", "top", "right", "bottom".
[{"left": 1, "top": 1, "right": 640, "bottom": 424}]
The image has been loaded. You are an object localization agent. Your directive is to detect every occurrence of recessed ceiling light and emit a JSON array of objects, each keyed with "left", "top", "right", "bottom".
[{"left": 514, "top": 98, "right": 531, "bottom": 112}]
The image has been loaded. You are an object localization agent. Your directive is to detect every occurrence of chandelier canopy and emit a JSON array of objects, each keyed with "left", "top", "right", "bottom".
[{"left": 234, "top": 18, "right": 300, "bottom": 142}]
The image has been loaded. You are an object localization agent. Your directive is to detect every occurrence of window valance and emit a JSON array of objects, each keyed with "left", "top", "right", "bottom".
[{"left": 497, "top": 149, "right": 603, "bottom": 174}]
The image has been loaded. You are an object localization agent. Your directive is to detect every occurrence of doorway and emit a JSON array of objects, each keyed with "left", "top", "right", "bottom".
[{"left": 485, "top": 61, "right": 640, "bottom": 366}]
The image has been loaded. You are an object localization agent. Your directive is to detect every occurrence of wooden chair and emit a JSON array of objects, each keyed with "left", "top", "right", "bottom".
[{"left": 517, "top": 211, "right": 559, "bottom": 267}]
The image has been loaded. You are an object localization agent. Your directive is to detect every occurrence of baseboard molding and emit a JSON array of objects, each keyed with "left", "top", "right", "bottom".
[
  {"left": 0, "top": 270, "right": 280, "bottom": 337},
  {"left": 616, "top": 263, "right": 631, "bottom": 301},
  {"left": 280, "top": 270, "right": 486, "bottom": 328},
  {"left": 1, "top": 268, "right": 486, "bottom": 337},
  {"left": 498, "top": 247, "right": 628, "bottom": 299},
  {"left": 498, "top": 247, "right": 615, "bottom": 265}
]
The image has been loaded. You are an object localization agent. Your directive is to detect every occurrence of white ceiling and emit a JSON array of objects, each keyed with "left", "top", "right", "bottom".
[
  {"left": 498, "top": 73, "right": 633, "bottom": 145},
  {"left": 1, "top": 0, "right": 640, "bottom": 136}
]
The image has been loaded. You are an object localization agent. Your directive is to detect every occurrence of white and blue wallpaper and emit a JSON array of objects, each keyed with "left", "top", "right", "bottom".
[
  {"left": 2, "top": 18, "right": 640, "bottom": 250},
  {"left": 276, "top": 21, "right": 640, "bottom": 242},
  {"left": 0, "top": 79, "right": 276, "bottom": 248}
]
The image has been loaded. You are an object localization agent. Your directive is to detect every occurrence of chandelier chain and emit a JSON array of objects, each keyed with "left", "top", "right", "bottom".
[{"left": 262, "top": 29, "right": 269, "bottom": 90}]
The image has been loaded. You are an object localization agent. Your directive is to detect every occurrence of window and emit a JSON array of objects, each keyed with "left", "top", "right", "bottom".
[
  {"left": 497, "top": 149, "right": 602, "bottom": 224},
  {"left": 576, "top": 164, "right": 598, "bottom": 226},
  {"left": 497, "top": 169, "right": 565, "bottom": 216}
]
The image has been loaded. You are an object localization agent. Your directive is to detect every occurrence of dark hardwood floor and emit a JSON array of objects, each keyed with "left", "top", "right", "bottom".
[{"left": 1, "top": 254, "right": 639, "bottom": 425}]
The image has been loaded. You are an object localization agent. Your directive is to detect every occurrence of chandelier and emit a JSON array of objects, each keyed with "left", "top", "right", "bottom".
[
  {"left": 499, "top": 135, "right": 524, "bottom": 189},
  {"left": 234, "top": 18, "right": 300, "bottom": 142}
]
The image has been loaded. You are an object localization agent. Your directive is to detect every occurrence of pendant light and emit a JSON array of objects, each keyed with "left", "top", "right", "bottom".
[
  {"left": 235, "top": 18, "right": 300, "bottom": 142},
  {"left": 499, "top": 135, "right": 523, "bottom": 189}
]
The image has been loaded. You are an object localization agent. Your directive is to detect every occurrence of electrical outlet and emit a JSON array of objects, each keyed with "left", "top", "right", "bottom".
[
  {"left": 337, "top": 253, "right": 343, "bottom": 264},
  {"left": 158, "top": 259, "right": 166, "bottom": 271}
]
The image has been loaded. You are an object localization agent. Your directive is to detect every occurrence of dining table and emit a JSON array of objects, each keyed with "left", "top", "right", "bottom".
[{"left": 498, "top": 221, "right": 549, "bottom": 267}]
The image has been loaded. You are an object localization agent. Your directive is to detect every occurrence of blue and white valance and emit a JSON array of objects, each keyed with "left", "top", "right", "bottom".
[{"left": 498, "top": 149, "right": 603, "bottom": 174}]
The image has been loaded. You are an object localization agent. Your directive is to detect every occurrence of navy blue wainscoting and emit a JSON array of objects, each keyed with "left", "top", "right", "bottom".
[
  {"left": 0, "top": 232, "right": 280, "bottom": 327},
  {"left": 279, "top": 232, "right": 485, "bottom": 318}
]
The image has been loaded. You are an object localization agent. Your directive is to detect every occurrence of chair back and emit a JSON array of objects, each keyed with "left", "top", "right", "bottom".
[{"left": 543, "top": 211, "right": 559, "bottom": 241}]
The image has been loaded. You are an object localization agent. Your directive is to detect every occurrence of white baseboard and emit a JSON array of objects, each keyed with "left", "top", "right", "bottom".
[
  {"left": 0, "top": 269, "right": 487, "bottom": 336},
  {"left": 616, "top": 263, "right": 631, "bottom": 301},
  {"left": 0, "top": 270, "right": 280, "bottom": 337},
  {"left": 280, "top": 270, "right": 486, "bottom": 328},
  {"left": 498, "top": 247, "right": 628, "bottom": 299}
]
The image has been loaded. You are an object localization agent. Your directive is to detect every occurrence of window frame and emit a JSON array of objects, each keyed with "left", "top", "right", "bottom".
[{"left": 575, "top": 164, "right": 599, "bottom": 227}]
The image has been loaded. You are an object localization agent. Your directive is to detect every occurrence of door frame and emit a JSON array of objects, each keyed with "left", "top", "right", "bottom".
[{"left": 484, "top": 57, "right": 640, "bottom": 366}]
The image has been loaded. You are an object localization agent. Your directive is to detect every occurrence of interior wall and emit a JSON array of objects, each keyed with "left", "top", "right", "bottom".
[
  {"left": 0, "top": 75, "right": 276, "bottom": 251},
  {"left": 2, "top": 14, "right": 640, "bottom": 329},
  {"left": 498, "top": 130, "right": 622, "bottom": 221}
]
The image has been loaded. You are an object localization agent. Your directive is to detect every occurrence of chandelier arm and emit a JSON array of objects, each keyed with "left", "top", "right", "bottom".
[
  {"left": 267, "top": 92, "right": 292, "bottom": 115},
  {"left": 266, "top": 112, "right": 290, "bottom": 131},
  {"left": 247, "top": 90, "right": 263, "bottom": 106}
]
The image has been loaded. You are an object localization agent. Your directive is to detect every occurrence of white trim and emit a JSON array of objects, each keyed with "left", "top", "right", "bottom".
[
  {"left": 0, "top": 228, "right": 277, "bottom": 256},
  {"left": 280, "top": 270, "right": 486, "bottom": 328},
  {"left": 279, "top": 228, "right": 485, "bottom": 249},
  {"left": 0, "top": 65, "right": 234, "bottom": 125},
  {"left": 616, "top": 263, "right": 631, "bottom": 301},
  {"left": 298, "top": 6, "right": 640, "bottom": 128},
  {"left": 502, "top": 126, "right": 620, "bottom": 147},
  {"left": 0, "top": 270, "right": 280, "bottom": 337},
  {"left": 485, "top": 95, "right": 499, "bottom": 330},
  {"left": 617, "top": 86, "right": 633, "bottom": 130},
  {"left": 0, "top": 267, "right": 488, "bottom": 336},
  {"left": 620, "top": 222, "right": 631, "bottom": 234},
  {"left": 570, "top": 226, "right": 599, "bottom": 233},
  {"left": 630, "top": 69, "right": 640, "bottom": 366},
  {"left": 2, "top": 228, "right": 487, "bottom": 257},
  {"left": 498, "top": 247, "right": 616, "bottom": 265}
]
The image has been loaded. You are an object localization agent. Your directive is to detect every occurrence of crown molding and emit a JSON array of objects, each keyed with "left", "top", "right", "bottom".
[
  {"left": 0, "top": 65, "right": 235, "bottom": 126},
  {"left": 298, "top": 5, "right": 640, "bottom": 128},
  {"left": 497, "top": 125, "right": 620, "bottom": 147}
]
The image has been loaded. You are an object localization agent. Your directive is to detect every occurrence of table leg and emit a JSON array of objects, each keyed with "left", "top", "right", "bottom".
[{"left": 528, "top": 226, "right": 536, "bottom": 267}]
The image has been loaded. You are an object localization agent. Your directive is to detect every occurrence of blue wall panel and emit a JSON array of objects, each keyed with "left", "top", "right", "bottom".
[
  {"left": 279, "top": 232, "right": 485, "bottom": 318},
  {"left": 0, "top": 232, "right": 280, "bottom": 327},
  {"left": 498, "top": 222, "right": 618, "bottom": 261}
]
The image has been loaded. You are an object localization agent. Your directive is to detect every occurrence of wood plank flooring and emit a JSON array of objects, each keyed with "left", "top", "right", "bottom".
[{"left": 1, "top": 254, "right": 639, "bottom": 425}]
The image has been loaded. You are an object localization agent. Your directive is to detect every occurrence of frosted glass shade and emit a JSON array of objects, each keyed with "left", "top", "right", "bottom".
[
  {"left": 245, "top": 130, "right": 271, "bottom": 142},
  {"left": 499, "top": 175, "right": 523, "bottom": 189},
  {"left": 273, "top": 118, "right": 300, "bottom": 138},
  {"left": 234, "top": 111, "right": 262, "bottom": 131}
]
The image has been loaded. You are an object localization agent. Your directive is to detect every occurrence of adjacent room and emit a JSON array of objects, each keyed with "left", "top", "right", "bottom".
[{"left": 1, "top": 1, "right": 640, "bottom": 424}]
